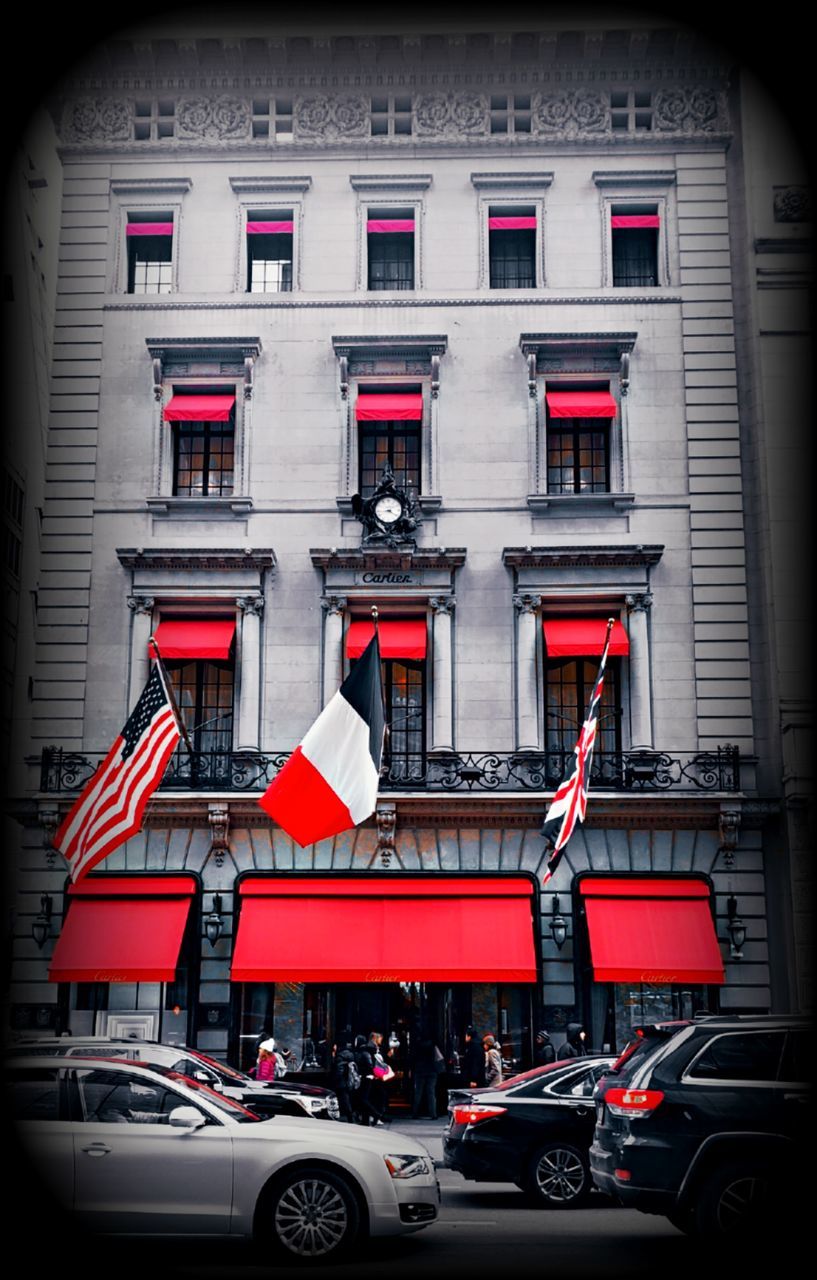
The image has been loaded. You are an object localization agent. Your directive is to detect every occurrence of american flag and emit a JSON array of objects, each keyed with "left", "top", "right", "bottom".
[
  {"left": 54, "top": 665, "right": 181, "bottom": 882},
  {"left": 541, "top": 619, "right": 615, "bottom": 885}
]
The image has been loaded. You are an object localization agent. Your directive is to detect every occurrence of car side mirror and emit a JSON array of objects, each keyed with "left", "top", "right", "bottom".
[{"left": 168, "top": 1106, "right": 206, "bottom": 1130}]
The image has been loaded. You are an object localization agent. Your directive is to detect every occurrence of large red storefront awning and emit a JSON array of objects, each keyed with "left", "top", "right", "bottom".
[
  {"left": 232, "top": 877, "right": 538, "bottom": 983},
  {"left": 346, "top": 619, "right": 427, "bottom": 660},
  {"left": 579, "top": 878, "right": 725, "bottom": 984},
  {"left": 49, "top": 876, "right": 196, "bottom": 984}
]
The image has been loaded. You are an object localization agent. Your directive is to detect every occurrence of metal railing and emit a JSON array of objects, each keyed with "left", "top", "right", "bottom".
[{"left": 39, "top": 745, "right": 741, "bottom": 795}]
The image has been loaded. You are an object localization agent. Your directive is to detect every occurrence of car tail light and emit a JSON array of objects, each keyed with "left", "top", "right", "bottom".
[
  {"left": 604, "top": 1087, "right": 664, "bottom": 1118},
  {"left": 614, "top": 1169, "right": 632, "bottom": 1182},
  {"left": 451, "top": 1104, "right": 508, "bottom": 1126}
]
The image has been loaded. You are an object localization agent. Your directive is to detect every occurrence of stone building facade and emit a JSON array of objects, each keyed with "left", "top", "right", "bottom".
[{"left": 5, "top": 20, "right": 810, "bottom": 1082}]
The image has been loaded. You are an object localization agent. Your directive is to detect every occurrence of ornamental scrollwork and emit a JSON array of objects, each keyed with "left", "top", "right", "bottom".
[
  {"left": 774, "top": 186, "right": 812, "bottom": 223},
  {"left": 415, "top": 93, "right": 488, "bottom": 138},
  {"left": 295, "top": 95, "right": 368, "bottom": 140},
  {"left": 66, "top": 98, "right": 131, "bottom": 142},
  {"left": 176, "top": 97, "right": 251, "bottom": 141},
  {"left": 533, "top": 90, "right": 609, "bottom": 138},
  {"left": 653, "top": 88, "right": 722, "bottom": 133}
]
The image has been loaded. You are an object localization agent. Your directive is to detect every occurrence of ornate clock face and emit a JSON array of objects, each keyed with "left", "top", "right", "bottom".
[{"left": 374, "top": 495, "right": 403, "bottom": 524}]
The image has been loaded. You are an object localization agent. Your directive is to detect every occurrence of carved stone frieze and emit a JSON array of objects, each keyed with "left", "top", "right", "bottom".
[
  {"left": 718, "top": 807, "right": 741, "bottom": 867},
  {"left": 375, "top": 802, "right": 397, "bottom": 867},
  {"left": 414, "top": 93, "right": 488, "bottom": 138},
  {"left": 208, "top": 804, "right": 230, "bottom": 868},
  {"left": 653, "top": 87, "right": 722, "bottom": 133},
  {"left": 533, "top": 90, "right": 609, "bottom": 137},
  {"left": 176, "top": 97, "right": 250, "bottom": 140},
  {"left": 38, "top": 807, "right": 60, "bottom": 868},
  {"left": 295, "top": 95, "right": 368, "bottom": 139},
  {"left": 774, "top": 186, "right": 812, "bottom": 223},
  {"left": 66, "top": 98, "right": 131, "bottom": 142}
]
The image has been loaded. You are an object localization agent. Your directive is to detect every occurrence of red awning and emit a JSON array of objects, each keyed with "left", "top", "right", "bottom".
[
  {"left": 543, "top": 618, "right": 630, "bottom": 658},
  {"left": 488, "top": 216, "right": 537, "bottom": 230},
  {"left": 163, "top": 394, "right": 236, "bottom": 422},
  {"left": 232, "top": 877, "right": 538, "bottom": 982},
  {"left": 546, "top": 390, "right": 617, "bottom": 418},
  {"left": 367, "top": 219, "right": 415, "bottom": 233},
  {"left": 579, "top": 878, "right": 725, "bottom": 984},
  {"left": 153, "top": 618, "right": 236, "bottom": 661},
  {"left": 127, "top": 222, "right": 173, "bottom": 236},
  {"left": 48, "top": 876, "right": 196, "bottom": 984},
  {"left": 611, "top": 214, "right": 660, "bottom": 228},
  {"left": 346, "top": 619, "right": 427, "bottom": 660},
  {"left": 356, "top": 393, "right": 423, "bottom": 421},
  {"left": 246, "top": 220, "right": 294, "bottom": 234}
]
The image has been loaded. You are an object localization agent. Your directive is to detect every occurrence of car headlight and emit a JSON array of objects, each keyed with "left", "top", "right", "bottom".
[{"left": 384, "top": 1154, "right": 431, "bottom": 1179}]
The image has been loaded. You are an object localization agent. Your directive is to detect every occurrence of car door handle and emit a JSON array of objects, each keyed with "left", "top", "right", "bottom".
[{"left": 81, "top": 1143, "right": 111, "bottom": 1157}]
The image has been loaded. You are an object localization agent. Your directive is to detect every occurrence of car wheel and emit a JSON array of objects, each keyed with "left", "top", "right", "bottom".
[
  {"left": 694, "top": 1163, "right": 773, "bottom": 1238},
  {"left": 525, "top": 1143, "right": 590, "bottom": 1208},
  {"left": 258, "top": 1166, "right": 361, "bottom": 1262}
]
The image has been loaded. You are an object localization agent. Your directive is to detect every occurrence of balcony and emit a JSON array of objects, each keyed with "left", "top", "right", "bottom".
[{"left": 39, "top": 745, "right": 741, "bottom": 795}]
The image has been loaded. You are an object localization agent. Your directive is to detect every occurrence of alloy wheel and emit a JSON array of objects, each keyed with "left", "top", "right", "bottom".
[
  {"left": 273, "top": 1176, "right": 350, "bottom": 1257},
  {"left": 533, "top": 1146, "right": 587, "bottom": 1204},
  {"left": 715, "top": 1174, "right": 769, "bottom": 1233}
]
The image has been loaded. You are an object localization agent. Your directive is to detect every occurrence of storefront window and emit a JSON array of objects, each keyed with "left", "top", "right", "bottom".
[{"left": 612, "top": 983, "right": 707, "bottom": 1050}]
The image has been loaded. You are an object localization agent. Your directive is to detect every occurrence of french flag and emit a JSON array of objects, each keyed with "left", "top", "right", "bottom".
[{"left": 258, "top": 634, "right": 385, "bottom": 846}]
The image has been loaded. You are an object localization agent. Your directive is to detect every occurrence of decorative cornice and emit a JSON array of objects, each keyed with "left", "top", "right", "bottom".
[
  {"left": 592, "top": 169, "right": 676, "bottom": 188},
  {"left": 503, "top": 544, "right": 664, "bottom": 569},
  {"left": 110, "top": 176, "right": 192, "bottom": 195},
  {"left": 117, "top": 547, "right": 276, "bottom": 571},
  {"left": 471, "top": 171, "right": 554, "bottom": 191},
  {"left": 332, "top": 334, "right": 447, "bottom": 358},
  {"left": 520, "top": 331, "right": 637, "bottom": 358},
  {"left": 106, "top": 296, "right": 681, "bottom": 313},
  {"left": 349, "top": 173, "right": 433, "bottom": 192},
  {"left": 146, "top": 336, "right": 262, "bottom": 362},
  {"left": 229, "top": 175, "right": 312, "bottom": 194},
  {"left": 311, "top": 546, "right": 466, "bottom": 572}
]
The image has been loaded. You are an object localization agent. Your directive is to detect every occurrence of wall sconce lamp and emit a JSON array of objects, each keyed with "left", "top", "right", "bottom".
[
  {"left": 726, "top": 895, "right": 746, "bottom": 959},
  {"left": 204, "top": 894, "right": 224, "bottom": 949},
  {"left": 549, "top": 894, "right": 568, "bottom": 950},
  {"left": 32, "top": 894, "right": 53, "bottom": 949}
]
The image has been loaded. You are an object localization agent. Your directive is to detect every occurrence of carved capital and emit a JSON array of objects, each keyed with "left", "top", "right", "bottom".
[
  {"left": 626, "top": 592, "right": 653, "bottom": 614},
  {"left": 429, "top": 596, "right": 455, "bottom": 617},
  {"left": 718, "top": 808, "right": 741, "bottom": 867},
  {"left": 513, "top": 593, "right": 540, "bottom": 615},
  {"left": 236, "top": 595, "right": 264, "bottom": 618},
  {"left": 375, "top": 801, "right": 397, "bottom": 868},
  {"left": 321, "top": 595, "right": 347, "bottom": 618},
  {"left": 208, "top": 804, "right": 230, "bottom": 868},
  {"left": 127, "top": 595, "right": 155, "bottom": 617}
]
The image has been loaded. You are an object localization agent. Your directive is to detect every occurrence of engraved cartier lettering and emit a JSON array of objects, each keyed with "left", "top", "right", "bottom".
[{"left": 361, "top": 572, "right": 413, "bottom": 584}]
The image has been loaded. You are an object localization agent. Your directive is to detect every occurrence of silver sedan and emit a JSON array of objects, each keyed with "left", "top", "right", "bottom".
[{"left": 9, "top": 1055, "right": 439, "bottom": 1261}]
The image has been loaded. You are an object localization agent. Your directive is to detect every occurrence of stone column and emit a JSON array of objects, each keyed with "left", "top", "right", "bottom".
[
  {"left": 429, "top": 596, "right": 455, "bottom": 753},
  {"left": 514, "top": 594, "right": 541, "bottom": 752},
  {"left": 626, "top": 592, "right": 653, "bottom": 748},
  {"left": 236, "top": 595, "right": 264, "bottom": 751},
  {"left": 127, "top": 596, "right": 155, "bottom": 709},
  {"left": 321, "top": 596, "right": 346, "bottom": 708}
]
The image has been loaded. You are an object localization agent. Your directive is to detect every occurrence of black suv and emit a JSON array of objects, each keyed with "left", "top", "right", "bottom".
[{"left": 590, "top": 1015, "right": 810, "bottom": 1236}]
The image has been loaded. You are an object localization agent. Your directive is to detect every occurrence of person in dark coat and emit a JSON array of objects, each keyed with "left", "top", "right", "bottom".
[
  {"left": 355, "top": 1032, "right": 387, "bottom": 1125},
  {"left": 462, "top": 1026, "right": 487, "bottom": 1089},
  {"left": 557, "top": 1024, "right": 589, "bottom": 1059},
  {"left": 534, "top": 1030, "right": 556, "bottom": 1066},
  {"left": 411, "top": 1031, "right": 442, "bottom": 1119},
  {"left": 331, "top": 1041, "right": 357, "bottom": 1123}
]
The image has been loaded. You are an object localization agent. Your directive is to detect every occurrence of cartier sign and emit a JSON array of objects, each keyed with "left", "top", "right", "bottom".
[{"left": 360, "top": 572, "right": 415, "bottom": 585}]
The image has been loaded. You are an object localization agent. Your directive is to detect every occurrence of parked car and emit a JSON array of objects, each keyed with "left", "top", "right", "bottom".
[
  {"left": 5, "top": 1036, "right": 339, "bottom": 1120},
  {"left": 8, "top": 1054, "right": 439, "bottom": 1260},
  {"left": 444, "top": 1056, "right": 615, "bottom": 1207},
  {"left": 590, "top": 1014, "right": 810, "bottom": 1236}
]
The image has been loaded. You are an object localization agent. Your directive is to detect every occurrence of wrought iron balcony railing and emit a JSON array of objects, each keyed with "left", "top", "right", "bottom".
[{"left": 39, "top": 745, "right": 741, "bottom": 795}]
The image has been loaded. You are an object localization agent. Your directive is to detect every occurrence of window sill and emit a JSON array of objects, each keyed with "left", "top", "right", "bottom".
[
  {"left": 527, "top": 493, "right": 635, "bottom": 516},
  {"left": 146, "top": 496, "right": 253, "bottom": 516}
]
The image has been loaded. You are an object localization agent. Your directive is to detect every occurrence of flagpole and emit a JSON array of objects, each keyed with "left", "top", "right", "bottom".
[
  {"left": 371, "top": 604, "right": 390, "bottom": 755},
  {"left": 149, "top": 635, "right": 195, "bottom": 758}
]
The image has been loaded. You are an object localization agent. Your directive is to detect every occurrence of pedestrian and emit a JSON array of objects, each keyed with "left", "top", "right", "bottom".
[
  {"left": 462, "top": 1026, "right": 487, "bottom": 1089},
  {"left": 331, "top": 1041, "right": 359, "bottom": 1122},
  {"left": 411, "top": 1030, "right": 443, "bottom": 1119},
  {"left": 534, "top": 1029, "right": 556, "bottom": 1066},
  {"left": 483, "top": 1034, "right": 503, "bottom": 1087},
  {"left": 367, "top": 1030, "right": 391, "bottom": 1125},
  {"left": 557, "top": 1024, "right": 589, "bottom": 1059},
  {"left": 355, "top": 1032, "right": 386, "bottom": 1126},
  {"left": 252, "top": 1037, "right": 277, "bottom": 1081}
]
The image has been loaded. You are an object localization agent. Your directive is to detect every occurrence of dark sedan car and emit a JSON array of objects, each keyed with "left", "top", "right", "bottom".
[
  {"left": 444, "top": 1056, "right": 615, "bottom": 1207},
  {"left": 6, "top": 1037, "right": 340, "bottom": 1120}
]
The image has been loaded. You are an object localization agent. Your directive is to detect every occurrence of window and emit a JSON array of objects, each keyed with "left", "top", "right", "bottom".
[
  {"left": 611, "top": 205, "right": 659, "bottom": 287},
  {"left": 246, "top": 212, "right": 293, "bottom": 293},
  {"left": 164, "top": 390, "right": 236, "bottom": 497},
  {"left": 166, "top": 655, "right": 234, "bottom": 754},
  {"left": 367, "top": 207, "right": 415, "bottom": 290},
  {"left": 250, "top": 97, "right": 293, "bottom": 140},
  {"left": 686, "top": 1032, "right": 786, "bottom": 1083},
  {"left": 356, "top": 389, "right": 422, "bottom": 499},
  {"left": 489, "top": 206, "right": 537, "bottom": 289},
  {"left": 610, "top": 90, "right": 653, "bottom": 133},
  {"left": 8, "top": 1069, "right": 61, "bottom": 1121},
  {"left": 155, "top": 615, "right": 236, "bottom": 781},
  {"left": 127, "top": 214, "right": 173, "bottom": 294},
  {"left": 370, "top": 95, "right": 413, "bottom": 137},
  {"left": 346, "top": 618, "right": 427, "bottom": 783},
  {"left": 545, "top": 655, "right": 621, "bottom": 784},
  {"left": 133, "top": 99, "right": 176, "bottom": 141},
  {"left": 545, "top": 388, "right": 617, "bottom": 494},
  {"left": 490, "top": 94, "right": 532, "bottom": 135}
]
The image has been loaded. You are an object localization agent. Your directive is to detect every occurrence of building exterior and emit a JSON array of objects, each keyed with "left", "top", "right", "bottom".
[{"left": 5, "top": 19, "right": 811, "bottom": 1090}]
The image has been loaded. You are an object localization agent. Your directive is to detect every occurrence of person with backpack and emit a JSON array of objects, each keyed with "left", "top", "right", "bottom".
[{"left": 331, "top": 1041, "right": 360, "bottom": 1122}]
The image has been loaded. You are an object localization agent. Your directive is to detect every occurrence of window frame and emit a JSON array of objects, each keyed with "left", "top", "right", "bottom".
[
  {"left": 110, "top": 179, "right": 191, "bottom": 295},
  {"left": 172, "top": 415, "right": 236, "bottom": 499},
  {"left": 245, "top": 209, "right": 295, "bottom": 295},
  {"left": 479, "top": 195, "right": 546, "bottom": 289},
  {"left": 359, "top": 199, "right": 423, "bottom": 292},
  {"left": 544, "top": 381, "right": 618, "bottom": 498},
  {"left": 231, "top": 184, "right": 307, "bottom": 293},
  {"left": 592, "top": 171, "right": 676, "bottom": 289},
  {"left": 543, "top": 651, "right": 624, "bottom": 787},
  {"left": 345, "top": 613, "right": 430, "bottom": 784},
  {"left": 352, "top": 381, "right": 428, "bottom": 502},
  {"left": 155, "top": 379, "right": 245, "bottom": 509}
]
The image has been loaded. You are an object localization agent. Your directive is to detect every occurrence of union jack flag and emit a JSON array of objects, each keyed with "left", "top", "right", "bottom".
[
  {"left": 54, "top": 665, "right": 181, "bottom": 883},
  {"left": 541, "top": 619, "right": 615, "bottom": 885}
]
